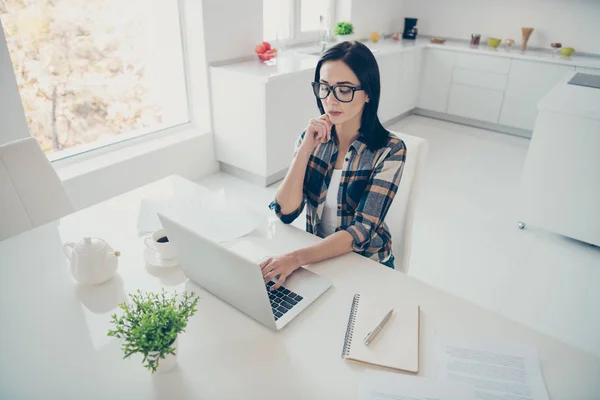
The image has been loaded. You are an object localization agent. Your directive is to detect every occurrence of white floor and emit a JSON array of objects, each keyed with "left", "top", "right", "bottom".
[{"left": 198, "top": 115, "right": 600, "bottom": 359}]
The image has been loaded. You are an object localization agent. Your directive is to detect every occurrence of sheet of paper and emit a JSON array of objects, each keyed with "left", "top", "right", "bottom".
[
  {"left": 436, "top": 339, "right": 550, "bottom": 400},
  {"left": 359, "top": 370, "right": 475, "bottom": 400},
  {"left": 137, "top": 191, "right": 260, "bottom": 242}
]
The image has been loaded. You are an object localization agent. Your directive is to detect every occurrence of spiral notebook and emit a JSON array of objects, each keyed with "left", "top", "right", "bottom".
[{"left": 342, "top": 294, "right": 420, "bottom": 373}]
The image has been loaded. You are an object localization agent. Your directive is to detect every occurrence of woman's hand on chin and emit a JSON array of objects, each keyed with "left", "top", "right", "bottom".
[{"left": 300, "top": 114, "right": 333, "bottom": 153}]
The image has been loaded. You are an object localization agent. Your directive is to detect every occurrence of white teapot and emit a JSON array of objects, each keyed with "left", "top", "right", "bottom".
[{"left": 63, "top": 237, "right": 120, "bottom": 285}]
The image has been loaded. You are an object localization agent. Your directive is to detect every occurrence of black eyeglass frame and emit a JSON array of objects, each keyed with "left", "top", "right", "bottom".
[{"left": 311, "top": 82, "right": 365, "bottom": 103}]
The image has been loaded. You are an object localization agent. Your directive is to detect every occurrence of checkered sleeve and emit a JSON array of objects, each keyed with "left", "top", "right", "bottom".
[
  {"left": 268, "top": 132, "right": 307, "bottom": 224},
  {"left": 345, "top": 139, "right": 407, "bottom": 252}
]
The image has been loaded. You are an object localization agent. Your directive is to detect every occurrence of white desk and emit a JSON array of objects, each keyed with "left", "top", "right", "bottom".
[{"left": 0, "top": 175, "right": 598, "bottom": 399}]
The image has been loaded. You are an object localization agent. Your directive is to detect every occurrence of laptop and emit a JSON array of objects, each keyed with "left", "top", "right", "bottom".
[{"left": 157, "top": 213, "right": 332, "bottom": 330}]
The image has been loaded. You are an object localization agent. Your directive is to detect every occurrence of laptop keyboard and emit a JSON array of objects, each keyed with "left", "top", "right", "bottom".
[{"left": 266, "top": 281, "right": 303, "bottom": 321}]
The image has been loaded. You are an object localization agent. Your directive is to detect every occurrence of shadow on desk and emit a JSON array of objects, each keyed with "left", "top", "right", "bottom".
[
  {"left": 145, "top": 263, "right": 188, "bottom": 286},
  {"left": 76, "top": 274, "right": 127, "bottom": 313}
]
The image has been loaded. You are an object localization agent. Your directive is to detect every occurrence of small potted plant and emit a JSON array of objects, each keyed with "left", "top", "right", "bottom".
[
  {"left": 107, "top": 289, "right": 199, "bottom": 374},
  {"left": 334, "top": 21, "right": 355, "bottom": 42}
]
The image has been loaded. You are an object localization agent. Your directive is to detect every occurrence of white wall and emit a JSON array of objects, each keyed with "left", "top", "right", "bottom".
[
  {"left": 0, "top": 20, "right": 30, "bottom": 146},
  {"left": 403, "top": 0, "right": 600, "bottom": 54},
  {"left": 201, "top": 0, "right": 263, "bottom": 64},
  {"left": 348, "top": 0, "right": 405, "bottom": 39}
]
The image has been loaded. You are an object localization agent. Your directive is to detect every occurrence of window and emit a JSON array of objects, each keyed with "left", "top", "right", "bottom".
[
  {"left": 263, "top": 0, "right": 292, "bottom": 42},
  {"left": 300, "top": 0, "right": 329, "bottom": 33},
  {"left": 0, "top": 0, "right": 188, "bottom": 160},
  {"left": 263, "top": 0, "right": 334, "bottom": 43}
]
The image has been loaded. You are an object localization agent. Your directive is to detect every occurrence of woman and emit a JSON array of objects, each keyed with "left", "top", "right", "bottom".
[{"left": 263, "top": 41, "right": 407, "bottom": 290}]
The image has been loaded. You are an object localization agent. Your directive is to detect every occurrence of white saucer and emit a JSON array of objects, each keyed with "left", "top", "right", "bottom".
[{"left": 143, "top": 248, "right": 179, "bottom": 268}]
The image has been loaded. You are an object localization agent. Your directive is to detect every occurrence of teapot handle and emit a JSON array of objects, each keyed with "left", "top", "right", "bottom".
[{"left": 63, "top": 242, "right": 75, "bottom": 260}]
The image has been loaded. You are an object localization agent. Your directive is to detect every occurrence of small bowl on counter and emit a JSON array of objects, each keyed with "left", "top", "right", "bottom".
[
  {"left": 430, "top": 37, "right": 446, "bottom": 44},
  {"left": 487, "top": 38, "right": 501, "bottom": 49},
  {"left": 561, "top": 47, "right": 575, "bottom": 57}
]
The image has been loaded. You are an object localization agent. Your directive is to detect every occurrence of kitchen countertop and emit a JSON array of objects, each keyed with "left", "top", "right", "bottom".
[
  {"left": 538, "top": 71, "right": 600, "bottom": 120},
  {"left": 209, "top": 39, "right": 429, "bottom": 81},
  {"left": 210, "top": 53, "right": 319, "bottom": 81},
  {"left": 212, "top": 38, "right": 600, "bottom": 81},
  {"left": 430, "top": 38, "right": 600, "bottom": 69}
]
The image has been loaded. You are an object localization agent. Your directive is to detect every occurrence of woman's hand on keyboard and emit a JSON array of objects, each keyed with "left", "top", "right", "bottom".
[{"left": 259, "top": 254, "right": 302, "bottom": 290}]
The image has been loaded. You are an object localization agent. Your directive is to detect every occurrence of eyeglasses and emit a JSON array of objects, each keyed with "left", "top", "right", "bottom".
[{"left": 311, "top": 82, "right": 365, "bottom": 103}]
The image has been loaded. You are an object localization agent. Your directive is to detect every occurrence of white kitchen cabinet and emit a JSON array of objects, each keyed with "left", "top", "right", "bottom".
[
  {"left": 398, "top": 50, "right": 423, "bottom": 115},
  {"left": 377, "top": 49, "right": 423, "bottom": 122},
  {"left": 454, "top": 53, "right": 511, "bottom": 74},
  {"left": 519, "top": 71, "right": 600, "bottom": 247},
  {"left": 266, "top": 71, "right": 317, "bottom": 176},
  {"left": 446, "top": 53, "right": 509, "bottom": 123},
  {"left": 452, "top": 68, "right": 508, "bottom": 91},
  {"left": 211, "top": 61, "right": 317, "bottom": 186},
  {"left": 377, "top": 52, "right": 404, "bottom": 123},
  {"left": 499, "top": 60, "right": 574, "bottom": 131},
  {"left": 417, "top": 49, "right": 457, "bottom": 113},
  {"left": 576, "top": 66, "right": 600, "bottom": 75},
  {"left": 447, "top": 84, "right": 505, "bottom": 123}
]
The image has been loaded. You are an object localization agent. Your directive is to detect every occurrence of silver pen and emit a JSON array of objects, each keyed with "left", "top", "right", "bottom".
[{"left": 363, "top": 308, "right": 394, "bottom": 346}]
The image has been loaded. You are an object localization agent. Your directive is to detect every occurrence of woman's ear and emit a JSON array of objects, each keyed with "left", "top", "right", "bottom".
[{"left": 365, "top": 97, "right": 370, "bottom": 103}]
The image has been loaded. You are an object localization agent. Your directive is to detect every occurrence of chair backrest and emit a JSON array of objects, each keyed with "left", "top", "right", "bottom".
[
  {"left": 0, "top": 137, "right": 74, "bottom": 241},
  {"left": 385, "top": 131, "right": 428, "bottom": 273}
]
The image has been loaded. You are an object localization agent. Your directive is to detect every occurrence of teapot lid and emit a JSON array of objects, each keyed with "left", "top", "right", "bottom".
[{"left": 73, "top": 237, "right": 106, "bottom": 254}]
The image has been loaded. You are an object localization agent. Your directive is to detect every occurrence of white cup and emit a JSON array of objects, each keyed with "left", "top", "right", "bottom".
[{"left": 144, "top": 229, "right": 176, "bottom": 260}]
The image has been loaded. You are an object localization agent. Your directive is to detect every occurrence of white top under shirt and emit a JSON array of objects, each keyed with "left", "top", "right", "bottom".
[{"left": 319, "top": 169, "right": 342, "bottom": 237}]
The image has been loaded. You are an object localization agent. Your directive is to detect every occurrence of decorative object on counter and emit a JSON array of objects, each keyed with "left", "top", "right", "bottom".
[
  {"left": 391, "top": 33, "right": 401, "bottom": 41},
  {"left": 108, "top": 289, "right": 200, "bottom": 374},
  {"left": 561, "top": 47, "right": 575, "bottom": 57},
  {"left": 470, "top": 34, "right": 481, "bottom": 47},
  {"left": 487, "top": 37, "right": 501, "bottom": 49},
  {"left": 334, "top": 21, "right": 355, "bottom": 42},
  {"left": 430, "top": 37, "right": 446, "bottom": 44},
  {"left": 319, "top": 14, "right": 329, "bottom": 52},
  {"left": 402, "top": 18, "right": 418, "bottom": 40},
  {"left": 255, "top": 41, "right": 277, "bottom": 63},
  {"left": 63, "top": 237, "right": 120, "bottom": 285},
  {"left": 504, "top": 38, "right": 515, "bottom": 51},
  {"left": 521, "top": 27, "right": 534, "bottom": 51},
  {"left": 551, "top": 42, "right": 562, "bottom": 57},
  {"left": 370, "top": 32, "right": 381, "bottom": 43}
]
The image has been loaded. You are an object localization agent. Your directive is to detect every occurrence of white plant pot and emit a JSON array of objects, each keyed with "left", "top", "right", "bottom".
[
  {"left": 152, "top": 337, "right": 178, "bottom": 374},
  {"left": 336, "top": 33, "right": 357, "bottom": 43}
]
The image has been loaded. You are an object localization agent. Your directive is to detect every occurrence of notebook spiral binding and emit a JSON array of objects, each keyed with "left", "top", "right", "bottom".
[{"left": 341, "top": 294, "right": 361, "bottom": 358}]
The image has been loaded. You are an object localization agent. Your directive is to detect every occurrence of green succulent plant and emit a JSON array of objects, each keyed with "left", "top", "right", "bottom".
[
  {"left": 334, "top": 21, "right": 354, "bottom": 36},
  {"left": 107, "top": 289, "right": 199, "bottom": 373}
]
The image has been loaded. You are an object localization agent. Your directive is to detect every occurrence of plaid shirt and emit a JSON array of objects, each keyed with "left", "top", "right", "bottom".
[{"left": 269, "top": 131, "right": 406, "bottom": 264}]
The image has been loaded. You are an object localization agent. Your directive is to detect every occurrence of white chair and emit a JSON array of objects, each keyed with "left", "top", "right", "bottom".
[
  {"left": 385, "top": 131, "right": 428, "bottom": 273},
  {"left": 0, "top": 137, "right": 74, "bottom": 241}
]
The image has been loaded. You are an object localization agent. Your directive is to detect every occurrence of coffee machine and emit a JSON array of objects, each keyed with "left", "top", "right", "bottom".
[{"left": 402, "top": 18, "right": 418, "bottom": 40}]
